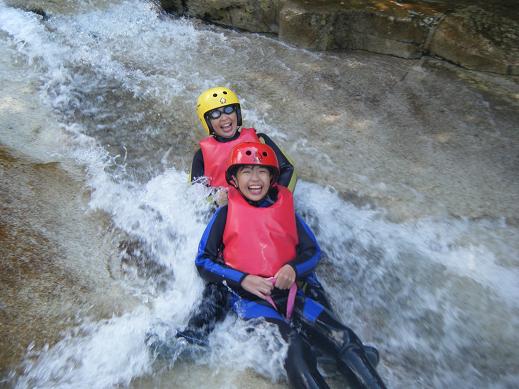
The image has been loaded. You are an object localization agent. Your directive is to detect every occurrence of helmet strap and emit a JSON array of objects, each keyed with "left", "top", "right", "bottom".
[
  {"left": 205, "top": 116, "right": 215, "bottom": 134},
  {"left": 235, "top": 105, "right": 242, "bottom": 127}
]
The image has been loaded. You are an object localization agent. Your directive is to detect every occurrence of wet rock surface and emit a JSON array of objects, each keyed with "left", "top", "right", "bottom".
[
  {"left": 160, "top": 0, "right": 280, "bottom": 33},
  {"left": 0, "top": 146, "right": 136, "bottom": 378},
  {"left": 429, "top": 5, "right": 519, "bottom": 75},
  {"left": 278, "top": 0, "right": 443, "bottom": 58},
  {"left": 160, "top": 0, "right": 519, "bottom": 75},
  {"left": 276, "top": 54, "right": 519, "bottom": 221}
]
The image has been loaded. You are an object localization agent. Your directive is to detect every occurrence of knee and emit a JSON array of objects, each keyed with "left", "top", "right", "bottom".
[
  {"left": 316, "top": 321, "right": 363, "bottom": 353},
  {"left": 338, "top": 326, "right": 363, "bottom": 353}
]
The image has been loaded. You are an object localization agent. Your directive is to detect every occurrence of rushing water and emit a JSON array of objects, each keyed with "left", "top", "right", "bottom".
[{"left": 1, "top": 1, "right": 518, "bottom": 388}]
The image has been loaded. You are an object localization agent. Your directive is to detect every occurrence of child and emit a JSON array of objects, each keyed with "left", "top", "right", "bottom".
[{"left": 194, "top": 142, "right": 386, "bottom": 389}]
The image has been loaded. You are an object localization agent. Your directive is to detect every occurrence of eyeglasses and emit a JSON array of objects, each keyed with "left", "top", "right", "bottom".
[{"left": 207, "top": 105, "right": 236, "bottom": 120}]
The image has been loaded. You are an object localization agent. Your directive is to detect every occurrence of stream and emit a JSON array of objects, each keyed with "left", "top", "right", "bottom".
[{"left": 1, "top": 1, "right": 518, "bottom": 388}]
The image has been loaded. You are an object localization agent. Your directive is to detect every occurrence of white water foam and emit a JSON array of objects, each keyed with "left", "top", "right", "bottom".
[
  {"left": 295, "top": 182, "right": 519, "bottom": 306},
  {"left": 2, "top": 3, "right": 290, "bottom": 386},
  {"left": 295, "top": 181, "right": 519, "bottom": 387}
]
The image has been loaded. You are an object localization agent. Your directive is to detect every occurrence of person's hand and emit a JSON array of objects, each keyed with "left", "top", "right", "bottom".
[
  {"left": 215, "top": 189, "right": 228, "bottom": 206},
  {"left": 241, "top": 275, "right": 274, "bottom": 300},
  {"left": 274, "top": 265, "right": 296, "bottom": 289}
]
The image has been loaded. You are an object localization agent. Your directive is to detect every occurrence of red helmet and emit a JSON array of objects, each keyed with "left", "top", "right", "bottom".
[{"left": 225, "top": 142, "right": 280, "bottom": 185}]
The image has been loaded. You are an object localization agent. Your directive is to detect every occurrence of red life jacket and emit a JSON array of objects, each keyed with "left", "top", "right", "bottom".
[
  {"left": 199, "top": 128, "right": 259, "bottom": 187},
  {"left": 223, "top": 185, "right": 298, "bottom": 277}
]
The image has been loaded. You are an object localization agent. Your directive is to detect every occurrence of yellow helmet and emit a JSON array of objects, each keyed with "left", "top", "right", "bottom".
[{"left": 196, "top": 86, "right": 242, "bottom": 134}]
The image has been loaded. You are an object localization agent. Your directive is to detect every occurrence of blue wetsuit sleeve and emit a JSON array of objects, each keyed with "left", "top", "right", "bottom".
[
  {"left": 195, "top": 206, "right": 247, "bottom": 288},
  {"left": 288, "top": 214, "right": 321, "bottom": 279}
]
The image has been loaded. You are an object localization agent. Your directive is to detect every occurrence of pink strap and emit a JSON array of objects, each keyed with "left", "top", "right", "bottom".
[
  {"left": 286, "top": 281, "right": 297, "bottom": 319},
  {"left": 265, "top": 278, "right": 297, "bottom": 320}
]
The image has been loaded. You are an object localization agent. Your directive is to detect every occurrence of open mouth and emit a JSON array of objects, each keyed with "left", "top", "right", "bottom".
[
  {"left": 248, "top": 185, "right": 263, "bottom": 195},
  {"left": 220, "top": 122, "right": 233, "bottom": 132}
]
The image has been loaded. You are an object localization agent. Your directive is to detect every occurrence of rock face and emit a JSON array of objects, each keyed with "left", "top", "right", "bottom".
[
  {"left": 159, "top": 0, "right": 519, "bottom": 75},
  {"left": 278, "top": 0, "right": 444, "bottom": 59},
  {"left": 160, "top": 0, "right": 280, "bottom": 33},
  {"left": 429, "top": 6, "right": 519, "bottom": 75}
]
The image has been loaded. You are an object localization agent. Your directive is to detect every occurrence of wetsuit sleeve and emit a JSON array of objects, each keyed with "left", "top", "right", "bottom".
[
  {"left": 195, "top": 206, "right": 248, "bottom": 288},
  {"left": 287, "top": 214, "right": 321, "bottom": 280},
  {"left": 190, "top": 148, "right": 205, "bottom": 183},
  {"left": 258, "top": 133, "right": 297, "bottom": 192}
]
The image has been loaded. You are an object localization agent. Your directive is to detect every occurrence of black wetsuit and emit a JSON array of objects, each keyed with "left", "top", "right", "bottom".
[{"left": 193, "top": 189, "right": 386, "bottom": 389}]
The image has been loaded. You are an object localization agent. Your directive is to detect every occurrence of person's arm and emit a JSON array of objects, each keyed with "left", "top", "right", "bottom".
[
  {"left": 195, "top": 206, "right": 247, "bottom": 288},
  {"left": 190, "top": 148, "right": 205, "bottom": 183},
  {"left": 286, "top": 214, "right": 321, "bottom": 280},
  {"left": 258, "top": 133, "right": 297, "bottom": 192}
]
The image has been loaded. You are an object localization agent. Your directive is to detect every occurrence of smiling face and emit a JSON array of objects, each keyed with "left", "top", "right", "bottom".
[
  {"left": 232, "top": 165, "right": 272, "bottom": 202},
  {"left": 209, "top": 110, "right": 238, "bottom": 138}
]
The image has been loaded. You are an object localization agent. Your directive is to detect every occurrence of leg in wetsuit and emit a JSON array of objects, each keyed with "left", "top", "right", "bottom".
[
  {"left": 146, "top": 282, "right": 229, "bottom": 358},
  {"left": 298, "top": 274, "right": 380, "bottom": 369},
  {"left": 291, "top": 294, "right": 386, "bottom": 389},
  {"left": 175, "top": 282, "right": 230, "bottom": 346},
  {"left": 231, "top": 290, "right": 387, "bottom": 389},
  {"left": 230, "top": 292, "right": 330, "bottom": 389}
]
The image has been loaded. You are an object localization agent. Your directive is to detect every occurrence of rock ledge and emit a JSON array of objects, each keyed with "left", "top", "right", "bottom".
[{"left": 159, "top": 0, "right": 519, "bottom": 75}]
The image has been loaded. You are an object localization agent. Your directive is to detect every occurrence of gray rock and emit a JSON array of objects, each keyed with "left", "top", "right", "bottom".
[
  {"left": 279, "top": 0, "right": 443, "bottom": 59},
  {"left": 428, "top": 6, "right": 519, "bottom": 75},
  {"left": 161, "top": 0, "right": 280, "bottom": 33},
  {"left": 159, "top": 0, "right": 184, "bottom": 14}
]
